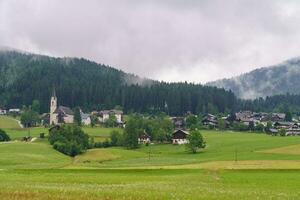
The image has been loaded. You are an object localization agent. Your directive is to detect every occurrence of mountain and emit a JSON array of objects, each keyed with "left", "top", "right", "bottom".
[
  {"left": 207, "top": 57, "right": 300, "bottom": 99},
  {"left": 0, "top": 49, "right": 236, "bottom": 115}
]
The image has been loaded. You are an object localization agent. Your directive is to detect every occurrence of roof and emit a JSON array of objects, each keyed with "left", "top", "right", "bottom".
[
  {"left": 81, "top": 113, "right": 90, "bottom": 120},
  {"left": 53, "top": 106, "right": 74, "bottom": 115},
  {"left": 173, "top": 129, "right": 190, "bottom": 135},
  {"left": 139, "top": 130, "right": 150, "bottom": 139},
  {"left": 100, "top": 110, "right": 123, "bottom": 115}
]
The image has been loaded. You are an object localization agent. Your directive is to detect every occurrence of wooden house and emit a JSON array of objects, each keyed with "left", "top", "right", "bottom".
[{"left": 172, "top": 129, "right": 189, "bottom": 145}]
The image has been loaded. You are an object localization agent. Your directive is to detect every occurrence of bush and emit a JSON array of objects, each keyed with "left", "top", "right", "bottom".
[
  {"left": 40, "top": 133, "right": 45, "bottom": 138},
  {"left": 110, "top": 130, "right": 122, "bottom": 146},
  {"left": 48, "top": 124, "right": 89, "bottom": 157},
  {"left": 0, "top": 129, "right": 10, "bottom": 142}
]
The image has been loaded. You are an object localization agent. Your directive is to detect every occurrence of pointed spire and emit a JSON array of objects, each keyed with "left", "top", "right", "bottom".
[{"left": 52, "top": 86, "right": 56, "bottom": 98}]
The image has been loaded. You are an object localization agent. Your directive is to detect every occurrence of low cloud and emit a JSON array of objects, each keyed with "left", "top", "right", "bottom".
[{"left": 1, "top": 0, "right": 300, "bottom": 83}]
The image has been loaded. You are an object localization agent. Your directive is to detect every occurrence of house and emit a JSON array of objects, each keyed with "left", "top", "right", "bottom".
[
  {"left": 172, "top": 129, "right": 189, "bottom": 145},
  {"left": 268, "top": 128, "right": 278, "bottom": 135},
  {"left": 98, "top": 110, "right": 123, "bottom": 124},
  {"left": 0, "top": 108, "right": 7, "bottom": 115},
  {"left": 8, "top": 108, "right": 21, "bottom": 114},
  {"left": 202, "top": 114, "right": 218, "bottom": 127},
  {"left": 271, "top": 113, "right": 286, "bottom": 122},
  {"left": 49, "top": 89, "right": 74, "bottom": 125},
  {"left": 138, "top": 130, "right": 151, "bottom": 144},
  {"left": 286, "top": 123, "right": 300, "bottom": 136},
  {"left": 171, "top": 117, "right": 185, "bottom": 129},
  {"left": 81, "top": 113, "right": 91, "bottom": 126},
  {"left": 40, "top": 113, "right": 50, "bottom": 125},
  {"left": 235, "top": 111, "right": 255, "bottom": 126},
  {"left": 273, "top": 122, "right": 294, "bottom": 129}
]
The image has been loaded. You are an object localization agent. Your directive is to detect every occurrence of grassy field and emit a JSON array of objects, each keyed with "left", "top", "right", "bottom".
[
  {"left": 0, "top": 115, "right": 21, "bottom": 129},
  {"left": 1, "top": 116, "right": 300, "bottom": 199}
]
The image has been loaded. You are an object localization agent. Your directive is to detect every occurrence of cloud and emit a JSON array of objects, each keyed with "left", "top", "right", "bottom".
[{"left": 1, "top": 0, "right": 300, "bottom": 83}]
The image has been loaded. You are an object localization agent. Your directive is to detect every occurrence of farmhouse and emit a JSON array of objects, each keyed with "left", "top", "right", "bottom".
[
  {"left": 0, "top": 108, "right": 7, "bottom": 115},
  {"left": 138, "top": 130, "right": 151, "bottom": 144},
  {"left": 274, "top": 122, "right": 294, "bottom": 129},
  {"left": 98, "top": 110, "right": 123, "bottom": 124},
  {"left": 202, "top": 114, "right": 218, "bottom": 127},
  {"left": 171, "top": 117, "right": 185, "bottom": 129},
  {"left": 50, "top": 89, "right": 74, "bottom": 125},
  {"left": 286, "top": 123, "right": 300, "bottom": 136},
  {"left": 8, "top": 108, "right": 20, "bottom": 114},
  {"left": 81, "top": 113, "right": 91, "bottom": 126},
  {"left": 172, "top": 129, "right": 189, "bottom": 145}
]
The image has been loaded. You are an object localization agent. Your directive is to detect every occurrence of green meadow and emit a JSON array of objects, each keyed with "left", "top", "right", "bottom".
[{"left": 1, "top": 116, "right": 300, "bottom": 199}]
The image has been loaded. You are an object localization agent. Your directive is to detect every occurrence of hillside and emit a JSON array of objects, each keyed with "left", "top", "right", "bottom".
[
  {"left": 207, "top": 57, "right": 300, "bottom": 99},
  {"left": 0, "top": 49, "right": 236, "bottom": 115}
]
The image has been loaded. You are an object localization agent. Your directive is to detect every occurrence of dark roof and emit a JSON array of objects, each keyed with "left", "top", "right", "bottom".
[
  {"left": 139, "top": 131, "right": 150, "bottom": 139},
  {"left": 173, "top": 129, "right": 190, "bottom": 135},
  {"left": 53, "top": 106, "right": 74, "bottom": 115}
]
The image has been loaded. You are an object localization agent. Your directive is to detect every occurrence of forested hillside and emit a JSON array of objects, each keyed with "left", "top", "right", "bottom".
[
  {"left": 0, "top": 50, "right": 236, "bottom": 115},
  {"left": 208, "top": 57, "right": 300, "bottom": 99}
]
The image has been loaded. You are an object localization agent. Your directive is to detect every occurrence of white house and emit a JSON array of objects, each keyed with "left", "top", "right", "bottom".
[
  {"left": 172, "top": 129, "right": 190, "bottom": 145},
  {"left": 138, "top": 130, "right": 151, "bottom": 144},
  {"left": 98, "top": 110, "right": 123, "bottom": 124},
  {"left": 0, "top": 108, "right": 7, "bottom": 115},
  {"left": 81, "top": 113, "right": 91, "bottom": 126},
  {"left": 8, "top": 108, "right": 20, "bottom": 114}
]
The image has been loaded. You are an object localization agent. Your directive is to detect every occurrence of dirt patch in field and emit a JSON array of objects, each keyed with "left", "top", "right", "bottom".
[{"left": 258, "top": 144, "right": 300, "bottom": 156}]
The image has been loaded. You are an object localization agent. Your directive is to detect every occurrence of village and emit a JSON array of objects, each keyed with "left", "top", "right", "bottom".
[{"left": 1, "top": 90, "right": 299, "bottom": 149}]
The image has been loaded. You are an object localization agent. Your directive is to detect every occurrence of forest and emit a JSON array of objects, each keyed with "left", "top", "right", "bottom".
[{"left": 0, "top": 50, "right": 300, "bottom": 115}]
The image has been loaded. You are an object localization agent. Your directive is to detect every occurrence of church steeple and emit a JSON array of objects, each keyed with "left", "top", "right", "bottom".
[
  {"left": 52, "top": 87, "right": 56, "bottom": 98},
  {"left": 50, "top": 87, "right": 58, "bottom": 125}
]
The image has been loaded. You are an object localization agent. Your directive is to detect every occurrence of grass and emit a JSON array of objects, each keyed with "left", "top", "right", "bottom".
[
  {"left": 68, "top": 131, "right": 300, "bottom": 169},
  {"left": 1, "top": 120, "right": 300, "bottom": 199},
  {"left": 259, "top": 144, "right": 300, "bottom": 155},
  {"left": 0, "top": 169, "right": 300, "bottom": 200},
  {"left": 0, "top": 115, "right": 21, "bottom": 129}
]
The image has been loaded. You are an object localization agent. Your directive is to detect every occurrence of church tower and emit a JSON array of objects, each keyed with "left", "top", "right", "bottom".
[{"left": 50, "top": 88, "right": 58, "bottom": 125}]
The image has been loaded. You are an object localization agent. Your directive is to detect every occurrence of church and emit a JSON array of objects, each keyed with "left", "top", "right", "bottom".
[{"left": 50, "top": 89, "right": 74, "bottom": 125}]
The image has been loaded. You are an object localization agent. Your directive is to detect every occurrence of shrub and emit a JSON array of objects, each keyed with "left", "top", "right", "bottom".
[
  {"left": 48, "top": 124, "right": 89, "bottom": 157},
  {"left": 0, "top": 129, "right": 10, "bottom": 142},
  {"left": 40, "top": 133, "right": 45, "bottom": 138}
]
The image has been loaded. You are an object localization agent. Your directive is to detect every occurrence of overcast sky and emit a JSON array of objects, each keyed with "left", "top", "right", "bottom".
[{"left": 1, "top": 0, "right": 300, "bottom": 83}]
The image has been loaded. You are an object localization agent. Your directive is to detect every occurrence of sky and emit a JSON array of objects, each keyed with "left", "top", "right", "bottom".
[{"left": 1, "top": 0, "right": 300, "bottom": 83}]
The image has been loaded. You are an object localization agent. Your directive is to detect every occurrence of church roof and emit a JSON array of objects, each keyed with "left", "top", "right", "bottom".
[{"left": 53, "top": 106, "right": 74, "bottom": 115}]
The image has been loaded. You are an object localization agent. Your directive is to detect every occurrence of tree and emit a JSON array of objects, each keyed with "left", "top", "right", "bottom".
[
  {"left": 110, "top": 130, "right": 122, "bottom": 146},
  {"left": 285, "top": 111, "right": 292, "bottom": 122},
  {"left": 279, "top": 129, "right": 286, "bottom": 137},
  {"left": 48, "top": 124, "right": 89, "bottom": 156},
  {"left": 186, "top": 130, "right": 206, "bottom": 153},
  {"left": 32, "top": 100, "right": 40, "bottom": 114},
  {"left": 74, "top": 107, "right": 82, "bottom": 126},
  {"left": 105, "top": 114, "right": 117, "bottom": 127},
  {"left": 218, "top": 119, "right": 226, "bottom": 130},
  {"left": 186, "top": 115, "right": 198, "bottom": 129},
  {"left": 266, "top": 121, "right": 272, "bottom": 132},
  {"left": 248, "top": 121, "right": 255, "bottom": 131},
  {"left": 123, "top": 115, "right": 142, "bottom": 149},
  {"left": 0, "top": 129, "right": 10, "bottom": 142},
  {"left": 90, "top": 115, "right": 98, "bottom": 128},
  {"left": 20, "top": 106, "right": 39, "bottom": 127}
]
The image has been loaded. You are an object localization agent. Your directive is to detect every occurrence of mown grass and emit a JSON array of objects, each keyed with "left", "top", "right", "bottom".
[
  {"left": 0, "top": 169, "right": 300, "bottom": 200},
  {"left": 70, "top": 131, "right": 300, "bottom": 169},
  {"left": 1, "top": 121, "right": 300, "bottom": 199},
  {"left": 0, "top": 141, "right": 70, "bottom": 169},
  {"left": 0, "top": 116, "right": 21, "bottom": 129}
]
